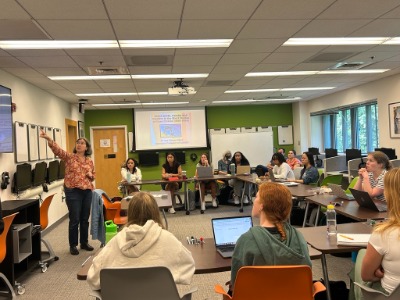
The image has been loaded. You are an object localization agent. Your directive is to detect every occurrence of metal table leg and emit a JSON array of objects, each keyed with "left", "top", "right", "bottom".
[
  {"left": 302, "top": 200, "right": 310, "bottom": 227},
  {"left": 321, "top": 254, "right": 332, "bottom": 300}
]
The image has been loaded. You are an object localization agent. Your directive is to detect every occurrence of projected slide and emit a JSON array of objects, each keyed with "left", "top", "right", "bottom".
[{"left": 134, "top": 108, "right": 207, "bottom": 150}]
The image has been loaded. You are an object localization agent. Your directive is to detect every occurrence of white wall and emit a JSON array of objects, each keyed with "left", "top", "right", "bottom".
[
  {"left": 0, "top": 69, "right": 82, "bottom": 227},
  {"left": 293, "top": 72, "right": 400, "bottom": 156}
]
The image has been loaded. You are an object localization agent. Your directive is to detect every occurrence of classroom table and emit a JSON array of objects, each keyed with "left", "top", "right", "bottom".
[{"left": 298, "top": 222, "right": 373, "bottom": 300}]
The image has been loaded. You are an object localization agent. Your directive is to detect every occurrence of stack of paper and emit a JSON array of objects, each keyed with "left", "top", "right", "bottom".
[{"left": 337, "top": 233, "right": 371, "bottom": 246}]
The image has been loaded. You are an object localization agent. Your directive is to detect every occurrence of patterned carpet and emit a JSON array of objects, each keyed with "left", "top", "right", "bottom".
[{"left": 13, "top": 202, "right": 353, "bottom": 300}]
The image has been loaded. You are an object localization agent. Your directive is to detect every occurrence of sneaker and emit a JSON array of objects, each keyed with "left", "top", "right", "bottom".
[
  {"left": 201, "top": 201, "right": 206, "bottom": 211},
  {"left": 212, "top": 198, "right": 218, "bottom": 208},
  {"left": 243, "top": 196, "right": 249, "bottom": 204},
  {"left": 234, "top": 195, "right": 240, "bottom": 205},
  {"left": 70, "top": 246, "right": 79, "bottom": 255},
  {"left": 168, "top": 207, "right": 176, "bottom": 214}
]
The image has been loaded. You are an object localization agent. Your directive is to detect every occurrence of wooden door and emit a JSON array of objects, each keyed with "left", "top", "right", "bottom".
[{"left": 92, "top": 127, "right": 127, "bottom": 196}]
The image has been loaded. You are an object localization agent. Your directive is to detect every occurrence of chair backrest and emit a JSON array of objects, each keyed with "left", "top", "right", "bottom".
[
  {"left": 102, "top": 194, "right": 121, "bottom": 221},
  {"left": 40, "top": 194, "right": 56, "bottom": 230},
  {"left": 293, "top": 167, "right": 303, "bottom": 180},
  {"left": 100, "top": 266, "right": 182, "bottom": 300},
  {"left": 345, "top": 176, "right": 359, "bottom": 193},
  {"left": 232, "top": 265, "right": 316, "bottom": 300},
  {"left": 0, "top": 213, "right": 18, "bottom": 263},
  {"left": 320, "top": 174, "right": 343, "bottom": 187}
]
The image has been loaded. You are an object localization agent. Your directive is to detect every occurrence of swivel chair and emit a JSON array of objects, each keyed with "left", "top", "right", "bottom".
[
  {"left": 0, "top": 212, "right": 18, "bottom": 299},
  {"left": 39, "top": 194, "right": 59, "bottom": 272}
]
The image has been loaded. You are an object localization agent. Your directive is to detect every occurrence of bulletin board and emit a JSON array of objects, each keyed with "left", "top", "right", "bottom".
[
  {"left": 28, "top": 124, "right": 39, "bottom": 161},
  {"left": 278, "top": 125, "right": 293, "bottom": 145},
  {"left": 15, "top": 122, "right": 29, "bottom": 163}
]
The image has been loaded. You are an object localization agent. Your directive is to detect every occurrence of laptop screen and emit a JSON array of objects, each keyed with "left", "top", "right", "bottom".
[{"left": 211, "top": 216, "right": 253, "bottom": 247}]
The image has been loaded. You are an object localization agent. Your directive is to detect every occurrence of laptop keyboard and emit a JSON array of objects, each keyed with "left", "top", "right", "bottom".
[{"left": 219, "top": 245, "right": 235, "bottom": 252}]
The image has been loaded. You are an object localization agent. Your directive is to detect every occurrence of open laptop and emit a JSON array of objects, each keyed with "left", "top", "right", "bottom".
[
  {"left": 349, "top": 188, "right": 387, "bottom": 212},
  {"left": 268, "top": 169, "right": 299, "bottom": 186},
  {"left": 328, "top": 183, "right": 354, "bottom": 200},
  {"left": 211, "top": 216, "right": 253, "bottom": 258},
  {"left": 236, "top": 165, "right": 251, "bottom": 175},
  {"left": 196, "top": 166, "right": 213, "bottom": 178}
]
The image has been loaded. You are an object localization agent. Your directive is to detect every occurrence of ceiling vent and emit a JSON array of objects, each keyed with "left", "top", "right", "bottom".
[
  {"left": 124, "top": 55, "right": 173, "bottom": 66},
  {"left": 329, "top": 61, "right": 373, "bottom": 70},
  {"left": 87, "top": 66, "right": 129, "bottom": 75}
]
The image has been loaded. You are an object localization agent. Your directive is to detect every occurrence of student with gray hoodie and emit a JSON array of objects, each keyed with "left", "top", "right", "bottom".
[{"left": 229, "top": 182, "right": 311, "bottom": 293}]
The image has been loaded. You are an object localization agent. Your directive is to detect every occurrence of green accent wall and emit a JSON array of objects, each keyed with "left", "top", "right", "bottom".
[{"left": 85, "top": 105, "right": 293, "bottom": 192}]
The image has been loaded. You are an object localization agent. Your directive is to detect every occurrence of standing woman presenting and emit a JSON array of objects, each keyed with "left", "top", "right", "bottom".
[{"left": 40, "top": 129, "right": 95, "bottom": 255}]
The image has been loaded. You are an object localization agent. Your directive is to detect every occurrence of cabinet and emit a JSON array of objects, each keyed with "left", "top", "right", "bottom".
[{"left": 0, "top": 199, "right": 40, "bottom": 292}]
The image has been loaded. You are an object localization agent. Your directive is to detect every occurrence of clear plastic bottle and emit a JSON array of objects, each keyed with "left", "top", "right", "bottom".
[{"left": 326, "top": 204, "right": 337, "bottom": 236}]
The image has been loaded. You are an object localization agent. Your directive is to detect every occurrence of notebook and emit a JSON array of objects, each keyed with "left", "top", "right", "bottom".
[
  {"left": 337, "top": 233, "right": 371, "bottom": 246},
  {"left": 349, "top": 188, "right": 387, "bottom": 212},
  {"left": 328, "top": 183, "right": 355, "bottom": 200},
  {"left": 236, "top": 165, "right": 251, "bottom": 175},
  {"left": 196, "top": 166, "right": 214, "bottom": 178},
  {"left": 211, "top": 216, "right": 253, "bottom": 258}
]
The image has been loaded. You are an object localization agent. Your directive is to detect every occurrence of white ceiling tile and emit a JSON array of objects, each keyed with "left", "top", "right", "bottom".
[
  {"left": 36, "top": 68, "right": 87, "bottom": 76},
  {"left": 212, "top": 64, "right": 256, "bottom": 74},
  {"left": 122, "top": 49, "right": 175, "bottom": 56},
  {"left": 113, "top": 20, "right": 180, "bottom": 39},
  {"left": 261, "top": 52, "right": 316, "bottom": 64},
  {"left": 71, "top": 55, "right": 127, "bottom": 67},
  {"left": 294, "top": 20, "right": 372, "bottom": 37},
  {"left": 0, "top": 20, "right": 49, "bottom": 39},
  {"left": 173, "top": 54, "right": 222, "bottom": 66},
  {"left": 227, "top": 39, "right": 284, "bottom": 54},
  {"left": 18, "top": 56, "right": 79, "bottom": 68},
  {"left": 128, "top": 66, "right": 173, "bottom": 74},
  {"left": 179, "top": 20, "right": 246, "bottom": 39},
  {"left": 172, "top": 66, "right": 214, "bottom": 73},
  {"left": 238, "top": 20, "right": 310, "bottom": 39},
  {"left": 0, "top": 57, "right": 29, "bottom": 68},
  {"left": 219, "top": 53, "right": 268, "bottom": 65},
  {"left": 250, "top": 63, "right": 298, "bottom": 72},
  {"left": 350, "top": 19, "right": 400, "bottom": 37}
]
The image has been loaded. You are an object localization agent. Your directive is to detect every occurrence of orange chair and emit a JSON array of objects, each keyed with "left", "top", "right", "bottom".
[
  {"left": 39, "top": 194, "right": 59, "bottom": 272},
  {"left": 102, "top": 194, "right": 121, "bottom": 221},
  {"left": 215, "top": 265, "right": 325, "bottom": 300},
  {"left": 0, "top": 212, "right": 18, "bottom": 299},
  {"left": 113, "top": 198, "right": 128, "bottom": 227}
]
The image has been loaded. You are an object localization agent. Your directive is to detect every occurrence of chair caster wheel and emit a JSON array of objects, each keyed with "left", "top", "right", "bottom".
[
  {"left": 17, "top": 284, "right": 26, "bottom": 295},
  {"left": 200, "top": 210, "right": 205, "bottom": 214},
  {"left": 186, "top": 211, "right": 190, "bottom": 215},
  {"left": 239, "top": 208, "right": 244, "bottom": 213},
  {"left": 54, "top": 256, "right": 60, "bottom": 261}
]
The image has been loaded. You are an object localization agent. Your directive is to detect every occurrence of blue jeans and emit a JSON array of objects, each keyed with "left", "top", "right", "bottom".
[{"left": 64, "top": 187, "right": 92, "bottom": 247}]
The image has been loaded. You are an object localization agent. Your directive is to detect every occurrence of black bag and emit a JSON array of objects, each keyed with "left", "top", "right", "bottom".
[
  {"left": 217, "top": 185, "right": 233, "bottom": 205},
  {"left": 187, "top": 190, "right": 196, "bottom": 211},
  {"left": 314, "top": 279, "right": 349, "bottom": 300},
  {"left": 290, "top": 206, "right": 305, "bottom": 226}
]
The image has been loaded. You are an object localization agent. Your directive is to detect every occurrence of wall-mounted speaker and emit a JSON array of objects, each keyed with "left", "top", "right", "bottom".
[{"left": 79, "top": 103, "right": 85, "bottom": 114}]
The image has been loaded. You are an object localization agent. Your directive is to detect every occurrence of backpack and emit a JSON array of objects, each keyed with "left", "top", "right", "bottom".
[{"left": 217, "top": 185, "right": 233, "bottom": 205}]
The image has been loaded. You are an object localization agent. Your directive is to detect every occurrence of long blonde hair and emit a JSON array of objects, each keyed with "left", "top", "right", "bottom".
[
  {"left": 374, "top": 168, "right": 400, "bottom": 234},
  {"left": 258, "top": 182, "right": 292, "bottom": 241}
]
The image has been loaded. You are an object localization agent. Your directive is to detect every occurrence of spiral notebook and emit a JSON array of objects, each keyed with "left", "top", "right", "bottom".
[{"left": 337, "top": 233, "right": 371, "bottom": 246}]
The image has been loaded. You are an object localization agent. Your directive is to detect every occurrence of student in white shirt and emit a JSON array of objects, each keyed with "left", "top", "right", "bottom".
[
  {"left": 121, "top": 158, "right": 142, "bottom": 194},
  {"left": 268, "top": 152, "right": 294, "bottom": 180}
]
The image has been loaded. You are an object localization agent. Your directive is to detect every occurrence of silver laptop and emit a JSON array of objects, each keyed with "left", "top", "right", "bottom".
[
  {"left": 196, "top": 166, "right": 213, "bottom": 178},
  {"left": 236, "top": 165, "right": 251, "bottom": 175},
  {"left": 349, "top": 188, "right": 387, "bottom": 212},
  {"left": 268, "top": 168, "right": 286, "bottom": 182},
  {"left": 328, "top": 183, "right": 354, "bottom": 200},
  {"left": 211, "top": 216, "right": 253, "bottom": 258}
]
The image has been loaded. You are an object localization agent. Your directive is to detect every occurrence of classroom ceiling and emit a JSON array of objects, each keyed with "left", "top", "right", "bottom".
[{"left": 1, "top": 0, "right": 400, "bottom": 110}]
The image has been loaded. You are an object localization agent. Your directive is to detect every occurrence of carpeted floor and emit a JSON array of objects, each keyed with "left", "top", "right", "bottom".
[{"left": 13, "top": 202, "right": 354, "bottom": 300}]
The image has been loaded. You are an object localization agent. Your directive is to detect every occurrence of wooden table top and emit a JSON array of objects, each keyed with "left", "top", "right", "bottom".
[{"left": 298, "top": 222, "right": 373, "bottom": 254}]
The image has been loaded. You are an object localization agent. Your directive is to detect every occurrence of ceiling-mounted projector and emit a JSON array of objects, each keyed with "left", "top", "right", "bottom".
[{"left": 168, "top": 79, "right": 196, "bottom": 96}]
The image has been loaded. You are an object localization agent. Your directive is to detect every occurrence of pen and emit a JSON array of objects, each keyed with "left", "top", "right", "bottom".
[
  {"left": 339, "top": 234, "right": 354, "bottom": 240},
  {"left": 81, "top": 255, "right": 92, "bottom": 267}
]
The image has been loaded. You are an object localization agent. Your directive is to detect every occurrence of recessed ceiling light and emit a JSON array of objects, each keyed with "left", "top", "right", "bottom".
[
  {"left": 283, "top": 37, "right": 389, "bottom": 46},
  {"left": 131, "top": 73, "right": 208, "bottom": 79},
  {"left": 92, "top": 103, "right": 141, "bottom": 107},
  {"left": 120, "top": 39, "right": 232, "bottom": 48},
  {"left": 0, "top": 40, "right": 119, "bottom": 49},
  {"left": 319, "top": 69, "right": 389, "bottom": 74},
  {"left": 76, "top": 92, "right": 168, "bottom": 97},
  {"left": 246, "top": 69, "right": 389, "bottom": 77},
  {"left": 49, "top": 75, "right": 131, "bottom": 80},
  {"left": 142, "top": 102, "right": 189, "bottom": 105},
  {"left": 224, "top": 87, "right": 334, "bottom": 93},
  {"left": 213, "top": 99, "right": 256, "bottom": 103},
  {"left": 225, "top": 89, "right": 280, "bottom": 93}
]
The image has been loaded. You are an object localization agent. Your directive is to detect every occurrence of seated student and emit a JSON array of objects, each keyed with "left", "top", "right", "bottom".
[
  {"left": 195, "top": 153, "right": 218, "bottom": 213},
  {"left": 267, "top": 152, "right": 295, "bottom": 180},
  {"left": 87, "top": 192, "right": 195, "bottom": 291},
  {"left": 353, "top": 151, "right": 392, "bottom": 202},
  {"left": 288, "top": 152, "right": 319, "bottom": 184},
  {"left": 286, "top": 149, "right": 301, "bottom": 170},
  {"left": 121, "top": 158, "right": 142, "bottom": 194},
  {"left": 161, "top": 152, "right": 182, "bottom": 214},
  {"left": 356, "top": 168, "right": 400, "bottom": 297},
  {"left": 218, "top": 150, "right": 231, "bottom": 175},
  {"left": 256, "top": 148, "right": 286, "bottom": 175},
  {"left": 228, "top": 182, "right": 311, "bottom": 294},
  {"left": 228, "top": 151, "right": 251, "bottom": 205}
]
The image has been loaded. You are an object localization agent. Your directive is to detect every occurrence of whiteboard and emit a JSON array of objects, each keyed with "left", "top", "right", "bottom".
[
  {"left": 15, "top": 122, "right": 29, "bottom": 162},
  {"left": 210, "top": 131, "right": 274, "bottom": 166},
  {"left": 278, "top": 125, "right": 293, "bottom": 145},
  {"left": 38, "top": 126, "right": 47, "bottom": 160},
  {"left": 28, "top": 124, "right": 39, "bottom": 161}
]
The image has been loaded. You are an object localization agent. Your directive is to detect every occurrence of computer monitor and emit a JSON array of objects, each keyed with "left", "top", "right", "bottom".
[
  {"left": 308, "top": 147, "right": 320, "bottom": 156},
  {"left": 47, "top": 160, "right": 59, "bottom": 183},
  {"left": 375, "top": 148, "right": 397, "bottom": 160},
  {"left": 13, "top": 163, "right": 32, "bottom": 193},
  {"left": 346, "top": 148, "right": 362, "bottom": 162},
  {"left": 58, "top": 160, "right": 65, "bottom": 179},
  {"left": 32, "top": 161, "right": 47, "bottom": 187},
  {"left": 138, "top": 152, "right": 159, "bottom": 167},
  {"left": 325, "top": 148, "right": 338, "bottom": 159}
]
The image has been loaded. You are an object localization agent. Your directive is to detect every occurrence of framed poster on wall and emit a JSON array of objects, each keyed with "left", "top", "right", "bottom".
[{"left": 389, "top": 102, "right": 400, "bottom": 138}]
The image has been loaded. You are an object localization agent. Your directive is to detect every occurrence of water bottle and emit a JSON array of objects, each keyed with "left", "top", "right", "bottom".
[
  {"left": 229, "top": 163, "right": 236, "bottom": 175},
  {"left": 105, "top": 220, "right": 118, "bottom": 243},
  {"left": 326, "top": 204, "right": 337, "bottom": 236}
]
